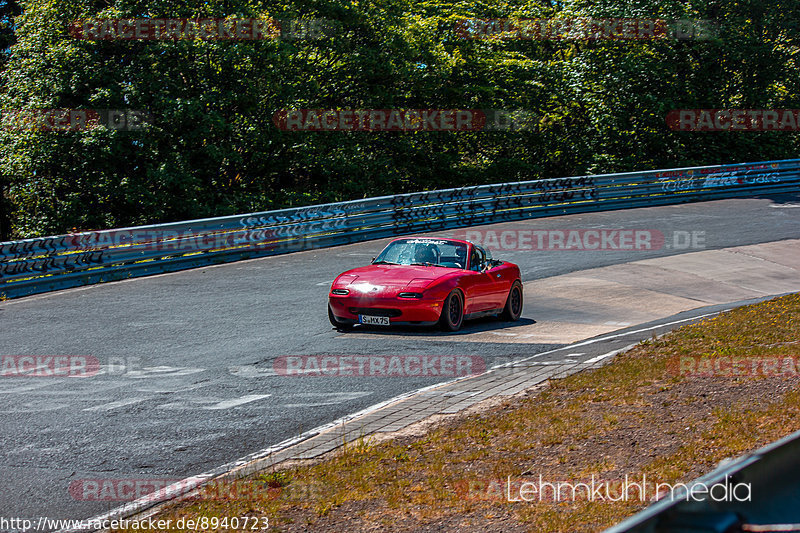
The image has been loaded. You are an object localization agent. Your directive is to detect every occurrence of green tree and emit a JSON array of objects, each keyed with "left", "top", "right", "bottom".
[{"left": 0, "top": 0, "right": 798, "bottom": 239}]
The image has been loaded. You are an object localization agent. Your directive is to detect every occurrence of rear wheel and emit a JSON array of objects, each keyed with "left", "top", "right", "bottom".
[
  {"left": 439, "top": 290, "right": 464, "bottom": 331},
  {"left": 328, "top": 304, "right": 353, "bottom": 331},
  {"left": 501, "top": 281, "right": 523, "bottom": 321}
]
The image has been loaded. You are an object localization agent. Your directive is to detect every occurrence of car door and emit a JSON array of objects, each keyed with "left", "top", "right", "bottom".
[
  {"left": 462, "top": 245, "right": 500, "bottom": 313},
  {"left": 483, "top": 247, "right": 515, "bottom": 308}
]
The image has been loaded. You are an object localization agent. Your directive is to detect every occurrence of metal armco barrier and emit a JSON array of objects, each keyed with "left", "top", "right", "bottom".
[
  {"left": 2, "top": 159, "right": 799, "bottom": 299},
  {"left": 604, "top": 428, "right": 800, "bottom": 533}
]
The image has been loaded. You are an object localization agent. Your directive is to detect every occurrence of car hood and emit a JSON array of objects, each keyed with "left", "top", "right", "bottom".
[{"left": 333, "top": 264, "right": 457, "bottom": 290}]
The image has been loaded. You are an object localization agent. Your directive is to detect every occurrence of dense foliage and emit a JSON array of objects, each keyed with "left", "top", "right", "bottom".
[{"left": 0, "top": 0, "right": 798, "bottom": 239}]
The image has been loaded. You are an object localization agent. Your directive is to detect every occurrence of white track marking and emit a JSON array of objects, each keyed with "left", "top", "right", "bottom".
[
  {"left": 203, "top": 394, "right": 271, "bottom": 410},
  {"left": 123, "top": 366, "right": 206, "bottom": 379},
  {"left": 134, "top": 382, "right": 212, "bottom": 393},
  {"left": 582, "top": 344, "right": 638, "bottom": 365},
  {"left": 493, "top": 308, "right": 731, "bottom": 369},
  {"left": 84, "top": 397, "right": 151, "bottom": 411},
  {"left": 0, "top": 401, "right": 67, "bottom": 413},
  {"left": 228, "top": 365, "right": 276, "bottom": 377},
  {"left": 289, "top": 392, "right": 372, "bottom": 400},
  {"left": 281, "top": 402, "right": 338, "bottom": 408},
  {"left": 273, "top": 392, "right": 373, "bottom": 407},
  {"left": 0, "top": 381, "right": 63, "bottom": 394}
]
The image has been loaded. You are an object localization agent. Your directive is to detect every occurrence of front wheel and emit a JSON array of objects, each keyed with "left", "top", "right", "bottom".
[
  {"left": 328, "top": 304, "right": 353, "bottom": 331},
  {"left": 501, "top": 281, "right": 523, "bottom": 321},
  {"left": 439, "top": 290, "right": 464, "bottom": 331}
]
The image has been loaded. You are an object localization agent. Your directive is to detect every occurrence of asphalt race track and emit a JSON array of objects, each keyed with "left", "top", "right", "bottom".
[{"left": 1, "top": 193, "right": 800, "bottom": 528}]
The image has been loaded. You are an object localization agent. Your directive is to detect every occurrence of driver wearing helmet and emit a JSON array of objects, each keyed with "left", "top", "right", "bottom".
[
  {"left": 454, "top": 245, "right": 467, "bottom": 269},
  {"left": 414, "top": 243, "right": 438, "bottom": 265}
]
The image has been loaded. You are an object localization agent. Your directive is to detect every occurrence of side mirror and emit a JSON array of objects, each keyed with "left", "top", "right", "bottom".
[{"left": 371, "top": 257, "right": 376, "bottom": 262}]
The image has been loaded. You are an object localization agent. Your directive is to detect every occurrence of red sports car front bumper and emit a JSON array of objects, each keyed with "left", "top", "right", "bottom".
[{"left": 328, "top": 293, "right": 443, "bottom": 325}]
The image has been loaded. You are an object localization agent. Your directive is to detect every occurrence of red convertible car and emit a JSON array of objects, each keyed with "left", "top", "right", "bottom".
[{"left": 328, "top": 237, "right": 523, "bottom": 331}]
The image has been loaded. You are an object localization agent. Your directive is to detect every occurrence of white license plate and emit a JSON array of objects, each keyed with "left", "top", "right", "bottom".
[{"left": 359, "top": 315, "right": 390, "bottom": 326}]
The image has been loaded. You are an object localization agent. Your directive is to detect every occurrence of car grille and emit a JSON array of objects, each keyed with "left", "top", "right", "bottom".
[{"left": 349, "top": 307, "right": 402, "bottom": 318}]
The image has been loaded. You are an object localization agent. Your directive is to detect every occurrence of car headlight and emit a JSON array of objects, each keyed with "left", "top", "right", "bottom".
[{"left": 331, "top": 289, "right": 349, "bottom": 295}]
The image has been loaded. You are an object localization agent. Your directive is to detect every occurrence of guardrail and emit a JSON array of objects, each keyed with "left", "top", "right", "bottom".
[
  {"left": 604, "top": 427, "right": 800, "bottom": 533},
  {"left": 2, "top": 158, "right": 799, "bottom": 299}
]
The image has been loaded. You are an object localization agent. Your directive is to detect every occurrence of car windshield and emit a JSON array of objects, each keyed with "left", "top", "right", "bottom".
[{"left": 373, "top": 239, "right": 468, "bottom": 269}]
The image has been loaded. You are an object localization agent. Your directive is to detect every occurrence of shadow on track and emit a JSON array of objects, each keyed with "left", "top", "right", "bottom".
[{"left": 332, "top": 317, "right": 537, "bottom": 337}]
